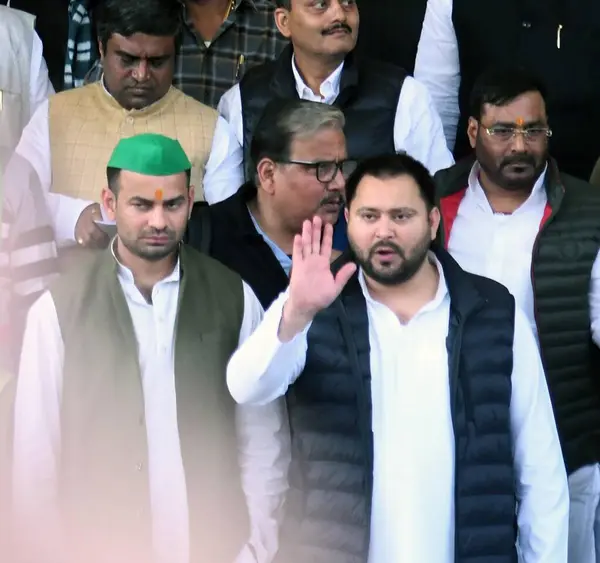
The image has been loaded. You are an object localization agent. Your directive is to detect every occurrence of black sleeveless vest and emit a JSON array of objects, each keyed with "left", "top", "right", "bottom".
[{"left": 239, "top": 44, "right": 405, "bottom": 179}]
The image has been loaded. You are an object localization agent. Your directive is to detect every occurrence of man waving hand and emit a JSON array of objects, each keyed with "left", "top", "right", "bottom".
[{"left": 227, "top": 153, "right": 568, "bottom": 563}]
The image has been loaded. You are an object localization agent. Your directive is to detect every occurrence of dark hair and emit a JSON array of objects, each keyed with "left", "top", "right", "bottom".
[
  {"left": 274, "top": 0, "right": 291, "bottom": 8},
  {"left": 106, "top": 166, "right": 191, "bottom": 194},
  {"left": 469, "top": 66, "right": 547, "bottom": 121},
  {"left": 95, "top": 0, "right": 183, "bottom": 51},
  {"left": 345, "top": 153, "right": 436, "bottom": 211},
  {"left": 250, "top": 98, "right": 345, "bottom": 174}
]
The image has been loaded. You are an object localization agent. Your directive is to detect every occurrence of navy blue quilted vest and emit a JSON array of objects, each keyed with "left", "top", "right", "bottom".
[{"left": 276, "top": 249, "right": 517, "bottom": 563}]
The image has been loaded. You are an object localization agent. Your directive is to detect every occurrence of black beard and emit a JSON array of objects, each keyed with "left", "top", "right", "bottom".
[{"left": 348, "top": 236, "right": 431, "bottom": 286}]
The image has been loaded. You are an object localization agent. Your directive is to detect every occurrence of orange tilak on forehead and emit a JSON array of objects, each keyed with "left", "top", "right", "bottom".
[
  {"left": 516, "top": 117, "right": 525, "bottom": 127},
  {"left": 154, "top": 188, "right": 163, "bottom": 202}
]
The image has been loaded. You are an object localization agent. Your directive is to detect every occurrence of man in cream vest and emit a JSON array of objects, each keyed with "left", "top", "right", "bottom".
[
  {"left": 0, "top": 3, "right": 54, "bottom": 170},
  {"left": 9, "top": 0, "right": 244, "bottom": 268},
  {"left": 12, "top": 133, "right": 289, "bottom": 563}
]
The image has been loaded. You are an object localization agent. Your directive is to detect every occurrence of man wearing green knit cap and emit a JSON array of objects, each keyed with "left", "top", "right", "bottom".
[{"left": 11, "top": 133, "right": 289, "bottom": 563}]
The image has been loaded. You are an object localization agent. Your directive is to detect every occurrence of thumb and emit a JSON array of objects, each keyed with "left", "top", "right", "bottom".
[{"left": 333, "top": 262, "right": 357, "bottom": 294}]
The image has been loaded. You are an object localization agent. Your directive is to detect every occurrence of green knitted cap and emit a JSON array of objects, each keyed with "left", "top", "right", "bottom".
[{"left": 107, "top": 133, "right": 192, "bottom": 176}]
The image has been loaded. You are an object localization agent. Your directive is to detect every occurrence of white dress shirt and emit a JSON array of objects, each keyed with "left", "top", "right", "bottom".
[
  {"left": 12, "top": 87, "right": 244, "bottom": 247},
  {"left": 13, "top": 247, "right": 289, "bottom": 563},
  {"left": 447, "top": 163, "right": 600, "bottom": 346},
  {"left": 226, "top": 256, "right": 569, "bottom": 562},
  {"left": 208, "top": 57, "right": 454, "bottom": 204},
  {"left": 30, "top": 30, "right": 55, "bottom": 114},
  {"left": 413, "top": 0, "right": 461, "bottom": 149}
]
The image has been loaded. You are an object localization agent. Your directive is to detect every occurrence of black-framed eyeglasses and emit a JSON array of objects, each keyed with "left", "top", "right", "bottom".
[
  {"left": 279, "top": 158, "right": 358, "bottom": 183},
  {"left": 481, "top": 124, "right": 553, "bottom": 143}
]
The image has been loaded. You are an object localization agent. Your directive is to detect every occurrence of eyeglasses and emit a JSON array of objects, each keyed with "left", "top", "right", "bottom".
[
  {"left": 279, "top": 159, "right": 358, "bottom": 183},
  {"left": 482, "top": 124, "right": 553, "bottom": 142}
]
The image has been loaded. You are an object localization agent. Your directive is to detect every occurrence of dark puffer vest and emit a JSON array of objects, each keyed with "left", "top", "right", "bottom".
[
  {"left": 239, "top": 44, "right": 405, "bottom": 180},
  {"left": 276, "top": 249, "right": 518, "bottom": 563},
  {"left": 435, "top": 157, "right": 600, "bottom": 474}
]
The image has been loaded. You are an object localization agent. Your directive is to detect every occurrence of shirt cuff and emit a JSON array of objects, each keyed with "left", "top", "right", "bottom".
[
  {"left": 227, "top": 291, "right": 310, "bottom": 405},
  {"left": 252, "top": 291, "right": 311, "bottom": 361}
]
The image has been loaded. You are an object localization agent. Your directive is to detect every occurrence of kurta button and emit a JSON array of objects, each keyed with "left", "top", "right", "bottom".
[
  {"left": 522, "top": 21, "right": 531, "bottom": 28},
  {"left": 127, "top": 116, "right": 134, "bottom": 124},
  {"left": 136, "top": 462, "right": 144, "bottom": 471}
]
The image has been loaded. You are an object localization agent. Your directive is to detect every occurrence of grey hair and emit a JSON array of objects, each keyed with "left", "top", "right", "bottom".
[
  {"left": 279, "top": 102, "right": 345, "bottom": 141},
  {"left": 250, "top": 99, "right": 345, "bottom": 174}
]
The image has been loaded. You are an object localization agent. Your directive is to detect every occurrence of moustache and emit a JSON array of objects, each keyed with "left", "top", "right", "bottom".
[
  {"left": 322, "top": 23, "right": 352, "bottom": 35},
  {"left": 501, "top": 154, "right": 536, "bottom": 168},
  {"left": 320, "top": 195, "right": 345, "bottom": 206},
  {"left": 369, "top": 241, "right": 404, "bottom": 258},
  {"left": 141, "top": 229, "right": 175, "bottom": 238}
]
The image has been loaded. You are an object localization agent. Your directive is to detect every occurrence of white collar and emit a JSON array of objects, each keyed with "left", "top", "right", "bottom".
[
  {"left": 358, "top": 251, "right": 449, "bottom": 320},
  {"left": 291, "top": 55, "right": 344, "bottom": 101},
  {"left": 467, "top": 161, "right": 548, "bottom": 214},
  {"left": 110, "top": 237, "right": 180, "bottom": 285}
]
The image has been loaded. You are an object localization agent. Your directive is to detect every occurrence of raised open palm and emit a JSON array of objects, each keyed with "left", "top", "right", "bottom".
[{"left": 288, "top": 216, "right": 357, "bottom": 319}]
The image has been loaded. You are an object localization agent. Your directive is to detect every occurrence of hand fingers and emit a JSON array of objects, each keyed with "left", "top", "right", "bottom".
[
  {"left": 90, "top": 222, "right": 108, "bottom": 240},
  {"left": 78, "top": 221, "right": 108, "bottom": 248},
  {"left": 301, "top": 219, "right": 312, "bottom": 259},
  {"left": 320, "top": 221, "right": 333, "bottom": 259},
  {"left": 311, "top": 216, "right": 322, "bottom": 255},
  {"left": 77, "top": 221, "right": 95, "bottom": 246},
  {"left": 334, "top": 262, "right": 357, "bottom": 293},
  {"left": 90, "top": 233, "right": 109, "bottom": 248},
  {"left": 291, "top": 233, "right": 303, "bottom": 267}
]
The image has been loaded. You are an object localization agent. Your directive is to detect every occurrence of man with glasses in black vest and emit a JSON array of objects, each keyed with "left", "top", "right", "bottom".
[{"left": 188, "top": 98, "right": 354, "bottom": 308}]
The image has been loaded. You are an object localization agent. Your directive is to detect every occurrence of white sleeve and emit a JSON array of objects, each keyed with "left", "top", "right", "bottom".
[
  {"left": 511, "top": 306, "right": 569, "bottom": 562},
  {"left": 230, "top": 287, "right": 308, "bottom": 406},
  {"left": 588, "top": 249, "right": 600, "bottom": 347},
  {"left": 12, "top": 291, "right": 65, "bottom": 556},
  {"left": 202, "top": 115, "right": 244, "bottom": 204},
  {"left": 393, "top": 76, "right": 455, "bottom": 174},
  {"left": 13, "top": 101, "right": 94, "bottom": 246},
  {"left": 413, "top": 0, "right": 461, "bottom": 150},
  {"left": 217, "top": 84, "right": 244, "bottom": 147},
  {"left": 234, "top": 285, "right": 293, "bottom": 561},
  {"left": 235, "top": 398, "right": 290, "bottom": 563},
  {"left": 29, "top": 30, "right": 54, "bottom": 116}
]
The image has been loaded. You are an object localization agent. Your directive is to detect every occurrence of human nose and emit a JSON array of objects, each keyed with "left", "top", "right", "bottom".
[
  {"left": 147, "top": 206, "right": 167, "bottom": 230},
  {"left": 132, "top": 60, "right": 150, "bottom": 82},
  {"left": 374, "top": 216, "right": 394, "bottom": 239}
]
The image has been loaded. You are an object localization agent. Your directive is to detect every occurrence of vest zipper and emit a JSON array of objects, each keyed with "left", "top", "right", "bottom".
[
  {"left": 334, "top": 297, "right": 374, "bottom": 551},
  {"left": 449, "top": 319, "right": 463, "bottom": 563}
]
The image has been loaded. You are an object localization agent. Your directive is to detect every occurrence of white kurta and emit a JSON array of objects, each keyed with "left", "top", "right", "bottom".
[
  {"left": 13, "top": 251, "right": 290, "bottom": 563},
  {"left": 28, "top": 30, "right": 54, "bottom": 115},
  {"left": 226, "top": 256, "right": 570, "bottom": 562}
]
